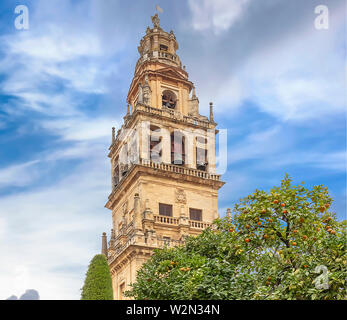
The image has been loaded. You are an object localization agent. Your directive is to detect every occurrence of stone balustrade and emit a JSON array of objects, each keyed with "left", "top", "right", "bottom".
[
  {"left": 189, "top": 220, "right": 212, "bottom": 229},
  {"left": 135, "top": 103, "right": 211, "bottom": 128},
  {"left": 140, "top": 159, "right": 221, "bottom": 181},
  {"left": 109, "top": 159, "right": 221, "bottom": 198},
  {"left": 107, "top": 215, "right": 212, "bottom": 264},
  {"left": 154, "top": 214, "right": 179, "bottom": 225},
  {"left": 156, "top": 237, "right": 185, "bottom": 248}
]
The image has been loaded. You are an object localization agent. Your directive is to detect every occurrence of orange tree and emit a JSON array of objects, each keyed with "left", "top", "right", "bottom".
[{"left": 125, "top": 175, "right": 346, "bottom": 300}]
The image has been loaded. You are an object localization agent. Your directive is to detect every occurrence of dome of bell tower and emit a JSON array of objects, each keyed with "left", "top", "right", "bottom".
[{"left": 136, "top": 14, "right": 182, "bottom": 72}]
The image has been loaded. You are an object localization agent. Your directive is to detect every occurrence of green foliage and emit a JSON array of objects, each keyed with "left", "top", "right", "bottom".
[
  {"left": 81, "top": 254, "right": 113, "bottom": 300},
  {"left": 125, "top": 175, "right": 347, "bottom": 300}
]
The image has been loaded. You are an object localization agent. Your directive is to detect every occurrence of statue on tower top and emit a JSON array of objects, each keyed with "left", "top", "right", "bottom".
[{"left": 151, "top": 13, "right": 160, "bottom": 28}]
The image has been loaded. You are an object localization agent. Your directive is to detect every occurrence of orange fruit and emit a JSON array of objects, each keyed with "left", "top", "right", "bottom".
[
  {"left": 245, "top": 224, "right": 250, "bottom": 229},
  {"left": 257, "top": 221, "right": 261, "bottom": 226},
  {"left": 281, "top": 203, "right": 286, "bottom": 207},
  {"left": 293, "top": 229, "right": 298, "bottom": 233},
  {"left": 303, "top": 235, "right": 308, "bottom": 240},
  {"left": 229, "top": 228, "right": 234, "bottom": 232},
  {"left": 325, "top": 204, "right": 330, "bottom": 209},
  {"left": 269, "top": 219, "right": 273, "bottom": 223},
  {"left": 245, "top": 238, "right": 250, "bottom": 243},
  {"left": 273, "top": 200, "right": 279, "bottom": 204},
  {"left": 304, "top": 265, "right": 308, "bottom": 268},
  {"left": 283, "top": 210, "right": 287, "bottom": 214},
  {"left": 317, "top": 227, "right": 321, "bottom": 231},
  {"left": 263, "top": 234, "right": 269, "bottom": 239},
  {"left": 292, "top": 242, "right": 297, "bottom": 246}
]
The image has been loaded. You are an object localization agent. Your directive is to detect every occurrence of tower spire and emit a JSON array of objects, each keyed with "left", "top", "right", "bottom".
[
  {"left": 209, "top": 102, "right": 215, "bottom": 123},
  {"left": 112, "top": 127, "right": 115, "bottom": 144},
  {"left": 226, "top": 208, "right": 232, "bottom": 219},
  {"left": 101, "top": 232, "right": 108, "bottom": 256}
]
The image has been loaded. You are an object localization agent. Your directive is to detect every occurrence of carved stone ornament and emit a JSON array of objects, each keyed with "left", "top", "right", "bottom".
[
  {"left": 175, "top": 189, "right": 187, "bottom": 204},
  {"left": 122, "top": 200, "right": 128, "bottom": 214},
  {"left": 151, "top": 14, "right": 160, "bottom": 29}
]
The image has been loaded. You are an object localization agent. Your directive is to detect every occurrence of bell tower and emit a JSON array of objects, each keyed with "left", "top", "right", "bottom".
[{"left": 103, "top": 14, "right": 225, "bottom": 300}]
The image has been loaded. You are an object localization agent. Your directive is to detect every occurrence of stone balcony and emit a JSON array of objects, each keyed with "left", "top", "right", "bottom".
[
  {"left": 107, "top": 212, "right": 213, "bottom": 265},
  {"left": 153, "top": 214, "right": 212, "bottom": 229},
  {"left": 134, "top": 103, "right": 211, "bottom": 129},
  {"left": 135, "top": 50, "right": 180, "bottom": 71},
  {"left": 112, "top": 103, "right": 214, "bottom": 149},
  {"left": 140, "top": 159, "right": 221, "bottom": 181},
  {"left": 110, "top": 159, "right": 222, "bottom": 198}
]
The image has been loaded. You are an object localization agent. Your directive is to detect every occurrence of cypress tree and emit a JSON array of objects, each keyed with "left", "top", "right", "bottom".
[{"left": 81, "top": 254, "right": 113, "bottom": 300}]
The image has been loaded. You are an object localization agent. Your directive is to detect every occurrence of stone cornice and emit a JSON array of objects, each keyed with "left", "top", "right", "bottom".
[
  {"left": 105, "top": 161, "right": 224, "bottom": 210},
  {"left": 108, "top": 104, "right": 216, "bottom": 158}
]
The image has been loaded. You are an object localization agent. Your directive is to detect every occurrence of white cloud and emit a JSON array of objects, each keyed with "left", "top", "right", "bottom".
[
  {"left": 229, "top": 126, "right": 284, "bottom": 164},
  {"left": 243, "top": 25, "right": 346, "bottom": 121},
  {"left": 0, "top": 0, "right": 127, "bottom": 118},
  {"left": 229, "top": 125, "right": 346, "bottom": 172},
  {"left": 190, "top": 3, "right": 345, "bottom": 123},
  {"left": 188, "top": 0, "right": 251, "bottom": 34},
  {"left": 0, "top": 157, "right": 112, "bottom": 300},
  {"left": 7, "top": 29, "right": 101, "bottom": 62},
  {"left": 274, "top": 150, "right": 346, "bottom": 172},
  {"left": 41, "top": 117, "right": 120, "bottom": 142},
  {"left": 0, "top": 161, "right": 40, "bottom": 188}
]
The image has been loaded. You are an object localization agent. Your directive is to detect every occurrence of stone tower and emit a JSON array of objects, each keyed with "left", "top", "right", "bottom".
[{"left": 103, "top": 14, "right": 225, "bottom": 300}]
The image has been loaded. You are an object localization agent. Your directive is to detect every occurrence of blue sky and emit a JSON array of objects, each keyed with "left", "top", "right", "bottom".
[{"left": 0, "top": 0, "right": 345, "bottom": 299}]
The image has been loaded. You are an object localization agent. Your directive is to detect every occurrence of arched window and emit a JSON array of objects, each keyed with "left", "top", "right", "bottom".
[
  {"left": 196, "top": 136, "right": 208, "bottom": 171},
  {"left": 162, "top": 90, "right": 177, "bottom": 109},
  {"left": 149, "top": 125, "right": 162, "bottom": 163},
  {"left": 171, "top": 131, "right": 185, "bottom": 165}
]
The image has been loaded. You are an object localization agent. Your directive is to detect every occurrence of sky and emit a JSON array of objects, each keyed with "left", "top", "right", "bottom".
[{"left": 0, "top": 0, "right": 345, "bottom": 299}]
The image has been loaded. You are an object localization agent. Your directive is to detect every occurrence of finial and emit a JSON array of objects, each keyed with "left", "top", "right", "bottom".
[
  {"left": 226, "top": 208, "right": 231, "bottom": 219},
  {"left": 126, "top": 104, "right": 130, "bottom": 116},
  {"left": 112, "top": 127, "right": 115, "bottom": 144},
  {"left": 101, "top": 232, "right": 108, "bottom": 256},
  {"left": 209, "top": 102, "right": 214, "bottom": 123}
]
